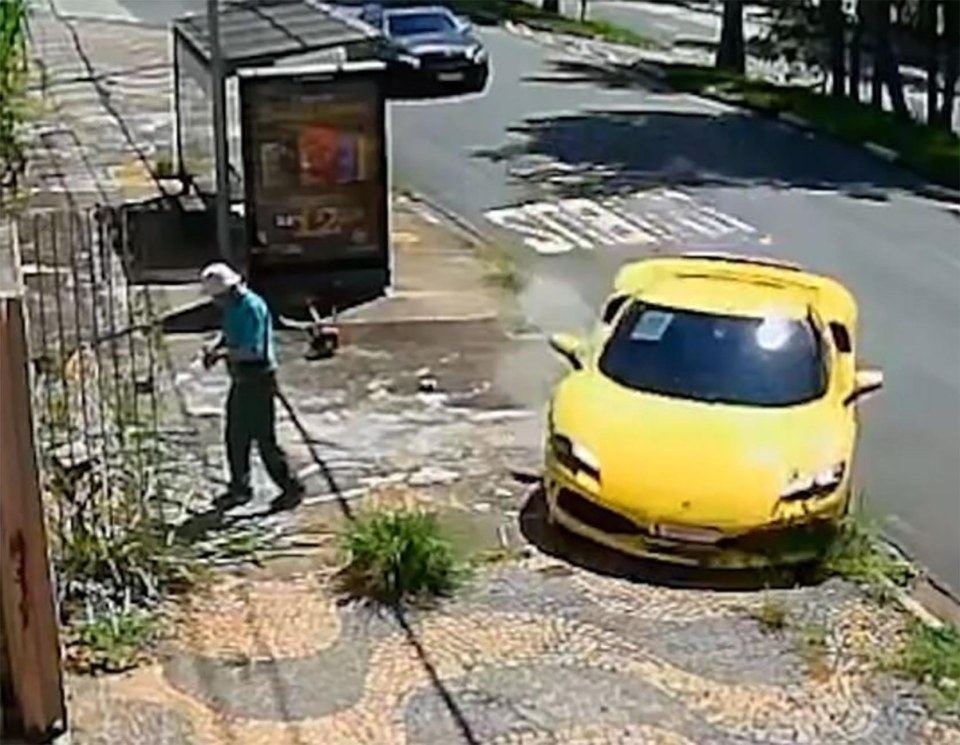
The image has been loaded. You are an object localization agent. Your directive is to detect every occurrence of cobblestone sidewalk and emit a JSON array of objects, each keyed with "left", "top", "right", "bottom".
[{"left": 67, "top": 545, "right": 960, "bottom": 745}]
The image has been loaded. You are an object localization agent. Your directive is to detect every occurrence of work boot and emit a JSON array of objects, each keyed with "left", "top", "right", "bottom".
[
  {"left": 270, "top": 481, "right": 305, "bottom": 513},
  {"left": 213, "top": 487, "right": 253, "bottom": 512}
]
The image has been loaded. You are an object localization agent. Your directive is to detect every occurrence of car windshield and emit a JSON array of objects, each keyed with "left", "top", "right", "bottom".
[
  {"left": 387, "top": 11, "right": 456, "bottom": 37},
  {"left": 598, "top": 302, "right": 828, "bottom": 407}
]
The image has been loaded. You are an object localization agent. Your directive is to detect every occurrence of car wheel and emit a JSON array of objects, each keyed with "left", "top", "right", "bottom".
[{"left": 465, "top": 65, "right": 489, "bottom": 93}]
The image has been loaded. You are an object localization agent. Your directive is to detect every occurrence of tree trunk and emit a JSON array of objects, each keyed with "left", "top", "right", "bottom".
[
  {"left": 869, "top": 2, "right": 884, "bottom": 106},
  {"left": 848, "top": 1, "right": 863, "bottom": 101},
  {"left": 716, "top": 0, "right": 745, "bottom": 74},
  {"left": 922, "top": 0, "right": 939, "bottom": 124},
  {"left": 939, "top": 0, "right": 959, "bottom": 129},
  {"left": 580, "top": 0, "right": 588, "bottom": 23},
  {"left": 823, "top": 0, "right": 846, "bottom": 97},
  {"left": 872, "top": 0, "right": 910, "bottom": 118},
  {"left": 543, "top": 0, "right": 560, "bottom": 13}
]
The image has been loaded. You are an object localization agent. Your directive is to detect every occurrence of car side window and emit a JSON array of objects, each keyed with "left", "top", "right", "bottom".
[{"left": 602, "top": 295, "right": 628, "bottom": 324}]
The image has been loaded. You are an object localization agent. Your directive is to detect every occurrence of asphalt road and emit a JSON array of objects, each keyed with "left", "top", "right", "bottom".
[{"left": 47, "top": 1, "right": 960, "bottom": 593}]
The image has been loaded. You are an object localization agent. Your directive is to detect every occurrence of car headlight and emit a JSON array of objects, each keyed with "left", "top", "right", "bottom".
[
  {"left": 550, "top": 432, "right": 601, "bottom": 483},
  {"left": 469, "top": 45, "right": 487, "bottom": 62},
  {"left": 780, "top": 462, "right": 846, "bottom": 501}
]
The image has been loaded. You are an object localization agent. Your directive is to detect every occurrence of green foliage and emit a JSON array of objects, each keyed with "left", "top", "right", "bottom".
[
  {"left": 154, "top": 154, "right": 176, "bottom": 179},
  {"left": 440, "top": 0, "right": 657, "bottom": 48},
  {"left": 1, "top": 0, "right": 30, "bottom": 195},
  {"left": 750, "top": 594, "right": 789, "bottom": 632},
  {"left": 664, "top": 63, "right": 960, "bottom": 189},
  {"left": 339, "top": 509, "right": 469, "bottom": 605},
  {"left": 67, "top": 609, "right": 159, "bottom": 675},
  {"left": 796, "top": 620, "right": 830, "bottom": 679},
  {"left": 482, "top": 245, "right": 525, "bottom": 293},
  {"left": 821, "top": 513, "right": 915, "bottom": 591},
  {"left": 895, "top": 620, "right": 960, "bottom": 716}
]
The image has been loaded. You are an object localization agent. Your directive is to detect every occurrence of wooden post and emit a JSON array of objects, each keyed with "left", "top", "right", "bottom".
[{"left": 0, "top": 221, "right": 66, "bottom": 743}]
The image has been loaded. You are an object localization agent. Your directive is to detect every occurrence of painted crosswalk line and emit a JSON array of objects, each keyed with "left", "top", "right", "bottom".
[{"left": 484, "top": 189, "right": 758, "bottom": 256}]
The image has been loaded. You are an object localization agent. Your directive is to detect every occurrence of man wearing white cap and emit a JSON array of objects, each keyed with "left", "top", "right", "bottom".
[{"left": 200, "top": 262, "right": 304, "bottom": 509}]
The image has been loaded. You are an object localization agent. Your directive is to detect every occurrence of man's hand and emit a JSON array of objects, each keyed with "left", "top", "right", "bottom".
[{"left": 202, "top": 345, "right": 226, "bottom": 370}]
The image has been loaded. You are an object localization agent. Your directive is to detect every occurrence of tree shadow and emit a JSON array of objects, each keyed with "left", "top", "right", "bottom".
[
  {"left": 483, "top": 58, "right": 945, "bottom": 201},
  {"left": 517, "top": 487, "right": 815, "bottom": 592}
]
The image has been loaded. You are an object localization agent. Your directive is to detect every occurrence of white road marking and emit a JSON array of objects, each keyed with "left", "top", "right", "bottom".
[
  {"left": 558, "top": 198, "right": 655, "bottom": 245},
  {"left": 484, "top": 188, "right": 759, "bottom": 255}
]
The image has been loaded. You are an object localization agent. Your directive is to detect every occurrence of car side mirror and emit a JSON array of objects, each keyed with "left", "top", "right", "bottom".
[
  {"left": 549, "top": 333, "right": 584, "bottom": 370},
  {"left": 845, "top": 369, "right": 884, "bottom": 406}
]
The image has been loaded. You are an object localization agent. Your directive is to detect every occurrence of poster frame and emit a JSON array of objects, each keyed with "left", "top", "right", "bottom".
[{"left": 237, "top": 61, "right": 390, "bottom": 300}]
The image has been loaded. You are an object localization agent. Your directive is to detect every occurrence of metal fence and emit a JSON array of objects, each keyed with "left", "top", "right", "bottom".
[{"left": 9, "top": 205, "right": 206, "bottom": 620}]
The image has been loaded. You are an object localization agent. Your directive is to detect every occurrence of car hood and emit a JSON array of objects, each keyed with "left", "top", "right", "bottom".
[
  {"left": 394, "top": 32, "right": 476, "bottom": 53},
  {"left": 551, "top": 372, "right": 853, "bottom": 529}
]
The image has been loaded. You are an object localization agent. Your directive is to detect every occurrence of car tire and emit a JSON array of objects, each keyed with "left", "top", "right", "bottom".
[{"left": 465, "top": 64, "right": 489, "bottom": 94}]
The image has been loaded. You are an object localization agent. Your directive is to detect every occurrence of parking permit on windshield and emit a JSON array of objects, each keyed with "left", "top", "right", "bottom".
[{"left": 630, "top": 310, "right": 673, "bottom": 341}]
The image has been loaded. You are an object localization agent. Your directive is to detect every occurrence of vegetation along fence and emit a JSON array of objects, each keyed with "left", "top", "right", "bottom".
[{"left": 5, "top": 206, "right": 222, "bottom": 665}]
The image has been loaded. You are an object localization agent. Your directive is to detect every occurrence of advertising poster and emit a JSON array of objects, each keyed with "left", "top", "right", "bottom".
[{"left": 240, "top": 73, "right": 386, "bottom": 267}]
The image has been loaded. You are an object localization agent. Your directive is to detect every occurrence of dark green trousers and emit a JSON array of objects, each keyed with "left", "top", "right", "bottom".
[{"left": 226, "top": 372, "right": 296, "bottom": 496}]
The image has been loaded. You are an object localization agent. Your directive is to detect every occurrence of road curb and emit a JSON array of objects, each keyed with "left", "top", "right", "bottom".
[
  {"left": 863, "top": 141, "right": 900, "bottom": 162},
  {"left": 878, "top": 536, "right": 960, "bottom": 630},
  {"left": 397, "top": 188, "right": 492, "bottom": 247}
]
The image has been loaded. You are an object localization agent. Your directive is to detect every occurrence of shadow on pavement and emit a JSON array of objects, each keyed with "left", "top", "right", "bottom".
[
  {"left": 484, "top": 59, "right": 939, "bottom": 201},
  {"left": 517, "top": 487, "right": 815, "bottom": 592}
]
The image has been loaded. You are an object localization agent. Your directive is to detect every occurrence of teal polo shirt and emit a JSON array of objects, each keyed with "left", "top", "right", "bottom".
[{"left": 222, "top": 288, "right": 278, "bottom": 373}]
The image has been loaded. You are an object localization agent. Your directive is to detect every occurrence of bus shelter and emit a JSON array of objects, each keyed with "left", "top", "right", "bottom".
[{"left": 172, "top": 0, "right": 392, "bottom": 310}]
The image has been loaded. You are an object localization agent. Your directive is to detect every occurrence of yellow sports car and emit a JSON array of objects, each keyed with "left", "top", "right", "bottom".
[{"left": 544, "top": 252, "right": 884, "bottom": 569}]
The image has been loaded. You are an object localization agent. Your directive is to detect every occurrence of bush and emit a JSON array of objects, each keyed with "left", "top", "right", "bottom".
[
  {"left": 1, "top": 0, "right": 30, "bottom": 195},
  {"left": 339, "top": 510, "right": 468, "bottom": 604}
]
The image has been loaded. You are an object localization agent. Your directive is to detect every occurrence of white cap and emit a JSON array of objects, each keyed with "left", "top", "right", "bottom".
[{"left": 200, "top": 262, "right": 242, "bottom": 297}]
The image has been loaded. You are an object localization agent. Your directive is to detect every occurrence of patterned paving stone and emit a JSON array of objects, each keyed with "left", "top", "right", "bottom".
[
  {"left": 67, "top": 558, "right": 960, "bottom": 745},
  {"left": 163, "top": 604, "right": 397, "bottom": 722},
  {"left": 68, "top": 697, "right": 198, "bottom": 745},
  {"left": 404, "top": 662, "right": 718, "bottom": 745}
]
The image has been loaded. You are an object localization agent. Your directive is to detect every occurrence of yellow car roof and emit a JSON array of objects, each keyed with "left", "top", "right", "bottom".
[{"left": 615, "top": 254, "right": 850, "bottom": 320}]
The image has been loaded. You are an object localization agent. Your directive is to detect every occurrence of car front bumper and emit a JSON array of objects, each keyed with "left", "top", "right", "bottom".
[
  {"left": 399, "top": 54, "right": 487, "bottom": 85},
  {"left": 543, "top": 460, "right": 847, "bottom": 569}
]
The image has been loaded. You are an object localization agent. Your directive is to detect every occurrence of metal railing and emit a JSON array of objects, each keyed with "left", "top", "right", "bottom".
[{"left": 11, "top": 205, "right": 206, "bottom": 622}]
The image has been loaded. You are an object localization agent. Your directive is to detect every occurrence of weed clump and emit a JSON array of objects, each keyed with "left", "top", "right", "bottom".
[
  {"left": 339, "top": 509, "right": 468, "bottom": 605},
  {"left": 895, "top": 621, "right": 960, "bottom": 716}
]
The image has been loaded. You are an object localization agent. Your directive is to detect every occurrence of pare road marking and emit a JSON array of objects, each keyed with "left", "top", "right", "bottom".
[{"left": 485, "top": 189, "right": 758, "bottom": 255}]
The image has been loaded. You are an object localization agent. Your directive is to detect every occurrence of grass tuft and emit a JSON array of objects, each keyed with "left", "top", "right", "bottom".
[
  {"left": 481, "top": 245, "right": 526, "bottom": 293},
  {"left": 338, "top": 509, "right": 469, "bottom": 605},
  {"left": 750, "top": 594, "right": 789, "bottom": 633},
  {"left": 66, "top": 610, "right": 160, "bottom": 675},
  {"left": 821, "top": 514, "right": 914, "bottom": 593},
  {"left": 796, "top": 621, "right": 830, "bottom": 680},
  {"left": 895, "top": 620, "right": 960, "bottom": 716}
]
